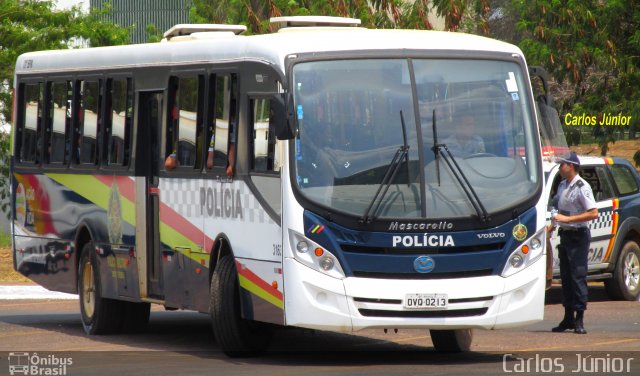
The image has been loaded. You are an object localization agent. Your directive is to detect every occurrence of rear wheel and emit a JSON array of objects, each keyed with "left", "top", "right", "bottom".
[
  {"left": 605, "top": 241, "right": 640, "bottom": 301},
  {"left": 210, "top": 256, "right": 273, "bottom": 357},
  {"left": 430, "top": 329, "right": 473, "bottom": 352},
  {"left": 78, "top": 243, "right": 123, "bottom": 334}
]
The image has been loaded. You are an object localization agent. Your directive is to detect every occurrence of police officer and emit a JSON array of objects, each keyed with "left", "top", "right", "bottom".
[{"left": 550, "top": 151, "right": 598, "bottom": 334}]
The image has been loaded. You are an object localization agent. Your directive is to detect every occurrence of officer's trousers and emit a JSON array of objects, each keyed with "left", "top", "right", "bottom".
[{"left": 558, "top": 228, "right": 591, "bottom": 311}]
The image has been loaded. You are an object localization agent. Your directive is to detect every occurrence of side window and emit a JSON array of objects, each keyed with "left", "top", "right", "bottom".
[
  {"left": 610, "top": 164, "right": 640, "bottom": 196},
  {"left": 166, "top": 75, "right": 204, "bottom": 169},
  {"left": 595, "top": 166, "right": 614, "bottom": 201},
  {"left": 47, "top": 81, "right": 72, "bottom": 164},
  {"left": 250, "top": 98, "right": 280, "bottom": 172},
  {"left": 581, "top": 166, "right": 614, "bottom": 202},
  {"left": 17, "top": 83, "right": 44, "bottom": 163},
  {"left": 106, "top": 78, "right": 133, "bottom": 167},
  {"left": 206, "top": 74, "right": 237, "bottom": 173},
  {"left": 79, "top": 80, "right": 101, "bottom": 165}
]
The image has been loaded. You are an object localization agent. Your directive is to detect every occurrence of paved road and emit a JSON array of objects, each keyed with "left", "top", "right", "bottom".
[{"left": 0, "top": 284, "right": 638, "bottom": 375}]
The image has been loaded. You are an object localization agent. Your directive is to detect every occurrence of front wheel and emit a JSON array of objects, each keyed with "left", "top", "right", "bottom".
[
  {"left": 78, "top": 243, "right": 123, "bottom": 334},
  {"left": 210, "top": 256, "right": 273, "bottom": 357},
  {"left": 605, "top": 241, "right": 640, "bottom": 301},
  {"left": 430, "top": 329, "right": 473, "bottom": 352}
]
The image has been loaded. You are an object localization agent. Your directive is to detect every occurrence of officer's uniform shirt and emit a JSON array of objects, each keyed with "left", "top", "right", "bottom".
[
  {"left": 553, "top": 174, "right": 597, "bottom": 229},
  {"left": 208, "top": 121, "right": 236, "bottom": 152}
]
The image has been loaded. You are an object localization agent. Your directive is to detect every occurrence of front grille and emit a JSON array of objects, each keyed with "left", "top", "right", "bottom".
[
  {"left": 342, "top": 243, "right": 505, "bottom": 255},
  {"left": 353, "top": 296, "right": 493, "bottom": 305},
  {"left": 353, "top": 297, "right": 403, "bottom": 304},
  {"left": 352, "top": 269, "right": 494, "bottom": 279},
  {"left": 449, "top": 296, "right": 493, "bottom": 304},
  {"left": 358, "top": 308, "right": 488, "bottom": 318}
]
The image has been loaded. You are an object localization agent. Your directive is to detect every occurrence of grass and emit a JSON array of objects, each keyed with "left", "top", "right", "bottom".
[
  {"left": 0, "top": 231, "right": 10, "bottom": 247},
  {"left": 0, "top": 230, "right": 30, "bottom": 283}
]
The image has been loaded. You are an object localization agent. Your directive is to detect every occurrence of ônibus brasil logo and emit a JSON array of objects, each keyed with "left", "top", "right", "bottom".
[{"left": 8, "top": 352, "right": 73, "bottom": 376}]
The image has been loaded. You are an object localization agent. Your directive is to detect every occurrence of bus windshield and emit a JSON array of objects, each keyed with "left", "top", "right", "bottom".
[{"left": 292, "top": 58, "right": 539, "bottom": 220}]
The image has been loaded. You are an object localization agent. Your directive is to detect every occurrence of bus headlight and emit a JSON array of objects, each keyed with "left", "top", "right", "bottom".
[
  {"left": 319, "top": 257, "right": 334, "bottom": 271},
  {"left": 509, "top": 254, "right": 524, "bottom": 268},
  {"left": 296, "top": 240, "right": 309, "bottom": 253},
  {"left": 289, "top": 230, "right": 345, "bottom": 279},
  {"left": 501, "top": 228, "right": 546, "bottom": 277}
]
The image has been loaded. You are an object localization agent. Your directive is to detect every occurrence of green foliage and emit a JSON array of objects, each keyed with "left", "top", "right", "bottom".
[
  {"left": 145, "top": 23, "right": 163, "bottom": 43},
  {"left": 0, "top": 130, "right": 9, "bottom": 215}
]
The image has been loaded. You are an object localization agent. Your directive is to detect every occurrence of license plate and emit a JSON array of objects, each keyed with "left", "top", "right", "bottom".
[{"left": 403, "top": 294, "right": 448, "bottom": 309}]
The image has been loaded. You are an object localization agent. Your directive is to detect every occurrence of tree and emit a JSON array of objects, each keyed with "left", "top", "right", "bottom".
[
  {"left": 189, "top": 0, "right": 496, "bottom": 34},
  {"left": 0, "top": 0, "right": 130, "bottom": 217},
  {"left": 511, "top": 0, "right": 640, "bottom": 155}
]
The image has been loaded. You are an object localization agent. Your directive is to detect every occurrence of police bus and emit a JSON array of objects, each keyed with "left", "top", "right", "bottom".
[{"left": 11, "top": 16, "right": 550, "bottom": 355}]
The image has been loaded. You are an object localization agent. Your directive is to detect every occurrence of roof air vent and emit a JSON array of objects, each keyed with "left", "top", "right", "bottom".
[
  {"left": 163, "top": 24, "right": 247, "bottom": 41},
  {"left": 270, "top": 16, "right": 361, "bottom": 31}
]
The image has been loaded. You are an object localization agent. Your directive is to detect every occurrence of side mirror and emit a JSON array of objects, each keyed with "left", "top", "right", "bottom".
[
  {"left": 529, "top": 66, "right": 555, "bottom": 107},
  {"left": 529, "top": 65, "right": 568, "bottom": 148},
  {"left": 271, "top": 94, "right": 295, "bottom": 140}
]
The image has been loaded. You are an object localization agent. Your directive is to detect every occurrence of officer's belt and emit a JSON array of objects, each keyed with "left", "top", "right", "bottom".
[{"left": 558, "top": 227, "right": 589, "bottom": 234}]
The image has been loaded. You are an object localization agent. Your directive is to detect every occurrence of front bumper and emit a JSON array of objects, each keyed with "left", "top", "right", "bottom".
[{"left": 283, "top": 255, "right": 545, "bottom": 331}]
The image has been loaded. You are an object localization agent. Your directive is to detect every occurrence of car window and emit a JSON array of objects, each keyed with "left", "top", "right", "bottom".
[
  {"left": 610, "top": 164, "right": 639, "bottom": 196},
  {"left": 581, "top": 166, "right": 614, "bottom": 202},
  {"left": 595, "top": 166, "right": 614, "bottom": 200}
]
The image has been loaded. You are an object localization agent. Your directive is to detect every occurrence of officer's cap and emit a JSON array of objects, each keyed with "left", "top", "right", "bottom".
[{"left": 555, "top": 151, "right": 580, "bottom": 166}]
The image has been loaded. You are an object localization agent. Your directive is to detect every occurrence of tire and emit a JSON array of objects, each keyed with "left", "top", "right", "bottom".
[
  {"left": 430, "top": 329, "right": 473, "bottom": 352},
  {"left": 210, "top": 256, "right": 273, "bottom": 357},
  {"left": 605, "top": 241, "right": 640, "bottom": 301},
  {"left": 78, "top": 243, "right": 124, "bottom": 334},
  {"left": 120, "top": 302, "right": 151, "bottom": 333}
]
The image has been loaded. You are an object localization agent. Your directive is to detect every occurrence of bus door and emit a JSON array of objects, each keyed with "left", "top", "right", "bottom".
[{"left": 135, "top": 91, "right": 164, "bottom": 300}]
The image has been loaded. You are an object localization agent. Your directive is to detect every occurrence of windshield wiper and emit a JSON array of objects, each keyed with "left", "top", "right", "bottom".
[
  {"left": 361, "top": 111, "right": 410, "bottom": 224},
  {"left": 431, "top": 110, "right": 490, "bottom": 222}
]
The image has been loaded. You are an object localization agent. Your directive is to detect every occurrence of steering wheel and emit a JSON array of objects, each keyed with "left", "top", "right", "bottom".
[{"left": 464, "top": 153, "right": 498, "bottom": 159}]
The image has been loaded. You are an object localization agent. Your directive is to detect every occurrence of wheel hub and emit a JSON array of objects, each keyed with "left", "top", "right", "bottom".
[
  {"left": 623, "top": 252, "right": 640, "bottom": 291},
  {"left": 82, "top": 261, "right": 96, "bottom": 318}
]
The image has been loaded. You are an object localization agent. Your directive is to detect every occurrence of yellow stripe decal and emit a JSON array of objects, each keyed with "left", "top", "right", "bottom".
[
  {"left": 238, "top": 275, "right": 284, "bottom": 309},
  {"left": 46, "top": 173, "right": 136, "bottom": 226}
]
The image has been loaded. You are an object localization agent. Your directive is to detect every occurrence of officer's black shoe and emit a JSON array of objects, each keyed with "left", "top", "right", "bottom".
[
  {"left": 574, "top": 310, "right": 587, "bottom": 334},
  {"left": 552, "top": 308, "right": 575, "bottom": 332}
]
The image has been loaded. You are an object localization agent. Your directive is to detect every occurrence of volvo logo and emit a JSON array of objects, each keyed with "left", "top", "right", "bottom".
[{"left": 413, "top": 256, "right": 435, "bottom": 273}]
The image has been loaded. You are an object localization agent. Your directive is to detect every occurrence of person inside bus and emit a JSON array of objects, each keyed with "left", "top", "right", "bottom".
[
  {"left": 206, "top": 114, "right": 236, "bottom": 177},
  {"left": 164, "top": 148, "right": 178, "bottom": 170},
  {"left": 443, "top": 114, "right": 485, "bottom": 157}
]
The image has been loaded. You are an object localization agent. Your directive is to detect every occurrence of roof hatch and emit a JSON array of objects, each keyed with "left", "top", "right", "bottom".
[
  {"left": 163, "top": 24, "right": 247, "bottom": 41},
  {"left": 270, "top": 16, "right": 362, "bottom": 31}
]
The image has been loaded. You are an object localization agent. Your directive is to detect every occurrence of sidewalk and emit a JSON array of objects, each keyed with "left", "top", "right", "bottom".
[{"left": 0, "top": 285, "right": 77, "bottom": 300}]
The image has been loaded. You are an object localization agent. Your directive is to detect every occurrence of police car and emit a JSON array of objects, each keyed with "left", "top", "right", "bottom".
[{"left": 545, "top": 155, "right": 640, "bottom": 300}]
